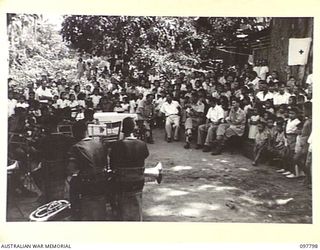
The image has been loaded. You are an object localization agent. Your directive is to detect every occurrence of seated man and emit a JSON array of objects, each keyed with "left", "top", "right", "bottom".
[
  {"left": 160, "top": 94, "right": 181, "bottom": 142},
  {"left": 184, "top": 92, "right": 205, "bottom": 149},
  {"left": 109, "top": 117, "right": 149, "bottom": 221},
  {"left": 136, "top": 94, "right": 155, "bottom": 143},
  {"left": 196, "top": 97, "right": 224, "bottom": 152},
  {"left": 211, "top": 98, "right": 246, "bottom": 155}
]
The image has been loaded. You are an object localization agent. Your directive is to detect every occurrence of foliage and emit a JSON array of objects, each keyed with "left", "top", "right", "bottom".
[
  {"left": 8, "top": 15, "right": 271, "bottom": 87},
  {"left": 195, "top": 17, "right": 271, "bottom": 46},
  {"left": 61, "top": 16, "right": 202, "bottom": 56},
  {"left": 8, "top": 14, "right": 76, "bottom": 87},
  {"left": 60, "top": 15, "right": 270, "bottom": 76}
]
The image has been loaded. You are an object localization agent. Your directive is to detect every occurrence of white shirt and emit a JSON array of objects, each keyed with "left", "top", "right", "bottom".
[
  {"left": 253, "top": 66, "right": 261, "bottom": 76},
  {"left": 247, "top": 77, "right": 260, "bottom": 90},
  {"left": 306, "top": 73, "right": 313, "bottom": 85},
  {"left": 69, "top": 100, "right": 79, "bottom": 109},
  {"left": 90, "top": 95, "right": 102, "bottom": 108},
  {"left": 121, "top": 103, "right": 130, "bottom": 112},
  {"left": 16, "top": 102, "right": 29, "bottom": 109},
  {"left": 129, "top": 100, "right": 136, "bottom": 114},
  {"left": 286, "top": 118, "right": 301, "bottom": 134},
  {"left": 273, "top": 92, "right": 291, "bottom": 106},
  {"left": 57, "top": 99, "right": 71, "bottom": 109},
  {"left": 78, "top": 100, "right": 86, "bottom": 108},
  {"left": 136, "top": 99, "right": 144, "bottom": 108},
  {"left": 155, "top": 97, "right": 166, "bottom": 111},
  {"left": 8, "top": 99, "right": 17, "bottom": 117},
  {"left": 259, "top": 66, "right": 269, "bottom": 80},
  {"left": 206, "top": 105, "right": 224, "bottom": 123},
  {"left": 35, "top": 87, "right": 53, "bottom": 100},
  {"left": 256, "top": 91, "right": 274, "bottom": 102},
  {"left": 308, "top": 132, "right": 312, "bottom": 152},
  {"left": 160, "top": 100, "right": 180, "bottom": 116}
]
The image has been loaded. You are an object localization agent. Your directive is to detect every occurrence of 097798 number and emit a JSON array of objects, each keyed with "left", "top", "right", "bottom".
[{"left": 300, "top": 244, "right": 318, "bottom": 248}]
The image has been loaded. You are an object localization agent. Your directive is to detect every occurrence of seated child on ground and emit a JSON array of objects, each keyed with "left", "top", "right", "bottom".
[{"left": 252, "top": 121, "right": 269, "bottom": 166}]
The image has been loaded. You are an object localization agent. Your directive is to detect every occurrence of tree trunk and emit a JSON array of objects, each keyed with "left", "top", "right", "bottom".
[{"left": 269, "top": 17, "right": 313, "bottom": 85}]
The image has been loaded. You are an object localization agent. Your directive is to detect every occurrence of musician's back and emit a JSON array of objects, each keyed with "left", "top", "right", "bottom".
[{"left": 110, "top": 138, "right": 149, "bottom": 169}]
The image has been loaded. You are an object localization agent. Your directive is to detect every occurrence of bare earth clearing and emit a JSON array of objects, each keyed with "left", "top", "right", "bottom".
[{"left": 7, "top": 129, "right": 312, "bottom": 223}]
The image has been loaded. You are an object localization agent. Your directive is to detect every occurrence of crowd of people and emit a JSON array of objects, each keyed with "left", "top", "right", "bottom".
[{"left": 7, "top": 55, "right": 313, "bottom": 220}]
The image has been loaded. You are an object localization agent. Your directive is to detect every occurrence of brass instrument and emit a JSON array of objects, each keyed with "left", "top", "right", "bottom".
[
  {"left": 29, "top": 200, "right": 71, "bottom": 222},
  {"left": 29, "top": 163, "right": 163, "bottom": 221},
  {"left": 144, "top": 162, "right": 163, "bottom": 184}
]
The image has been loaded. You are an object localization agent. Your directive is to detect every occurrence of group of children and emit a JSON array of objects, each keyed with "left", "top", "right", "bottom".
[{"left": 251, "top": 102, "right": 312, "bottom": 184}]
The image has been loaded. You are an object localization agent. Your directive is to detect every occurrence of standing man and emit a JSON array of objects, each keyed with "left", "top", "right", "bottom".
[
  {"left": 109, "top": 117, "right": 149, "bottom": 221},
  {"left": 196, "top": 97, "right": 225, "bottom": 152},
  {"left": 68, "top": 120, "right": 109, "bottom": 221},
  {"left": 211, "top": 98, "right": 246, "bottom": 155},
  {"left": 77, "top": 58, "right": 86, "bottom": 79},
  {"left": 184, "top": 92, "right": 205, "bottom": 149},
  {"left": 160, "top": 94, "right": 181, "bottom": 142}
]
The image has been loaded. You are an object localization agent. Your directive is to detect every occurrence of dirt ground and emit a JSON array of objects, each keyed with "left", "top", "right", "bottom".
[{"left": 7, "top": 128, "right": 312, "bottom": 223}]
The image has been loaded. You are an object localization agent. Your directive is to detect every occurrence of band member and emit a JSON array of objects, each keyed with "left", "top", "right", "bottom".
[
  {"left": 67, "top": 120, "right": 109, "bottom": 221},
  {"left": 109, "top": 117, "right": 149, "bottom": 221},
  {"left": 32, "top": 115, "right": 76, "bottom": 203}
]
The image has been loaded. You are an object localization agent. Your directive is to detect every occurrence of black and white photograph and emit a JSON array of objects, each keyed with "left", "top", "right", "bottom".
[{"left": 6, "top": 14, "right": 313, "bottom": 223}]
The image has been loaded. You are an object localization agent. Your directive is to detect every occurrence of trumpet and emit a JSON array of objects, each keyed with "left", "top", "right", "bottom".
[
  {"left": 144, "top": 162, "right": 163, "bottom": 184},
  {"left": 29, "top": 200, "right": 71, "bottom": 222}
]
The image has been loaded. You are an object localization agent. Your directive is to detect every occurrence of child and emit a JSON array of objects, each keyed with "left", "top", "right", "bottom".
[
  {"left": 252, "top": 121, "right": 270, "bottom": 166},
  {"left": 136, "top": 93, "right": 144, "bottom": 108},
  {"left": 77, "top": 92, "right": 87, "bottom": 109},
  {"left": 52, "top": 95, "right": 59, "bottom": 109},
  {"left": 248, "top": 107, "right": 260, "bottom": 140},
  {"left": 57, "top": 92, "right": 70, "bottom": 109},
  {"left": 268, "top": 119, "right": 288, "bottom": 172},
  {"left": 113, "top": 101, "right": 125, "bottom": 113},
  {"left": 241, "top": 96, "right": 252, "bottom": 115},
  {"left": 288, "top": 96, "right": 297, "bottom": 106},
  {"left": 69, "top": 94, "right": 79, "bottom": 119},
  {"left": 129, "top": 94, "right": 137, "bottom": 114},
  {"left": 266, "top": 116, "right": 277, "bottom": 140},
  {"left": 121, "top": 96, "right": 130, "bottom": 113},
  {"left": 282, "top": 107, "right": 301, "bottom": 178},
  {"left": 291, "top": 102, "right": 312, "bottom": 179},
  {"left": 90, "top": 88, "right": 102, "bottom": 109},
  {"left": 264, "top": 99, "right": 275, "bottom": 114},
  {"left": 276, "top": 104, "right": 287, "bottom": 119},
  {"left": 16, "top": 95, "right": 29, "bottom": 109}
]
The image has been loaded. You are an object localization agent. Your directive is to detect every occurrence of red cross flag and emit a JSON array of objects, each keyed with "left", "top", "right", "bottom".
[{"left": 288, "top": 38, "right": 312, "bottom": 65}]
